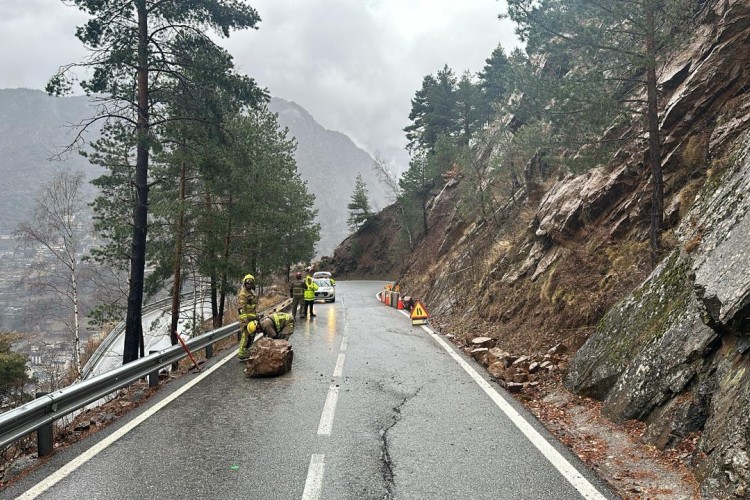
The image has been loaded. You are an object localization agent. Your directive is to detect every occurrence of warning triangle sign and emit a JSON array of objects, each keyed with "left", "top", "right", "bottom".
[{"left": 410, "top": 301, "right": 429, "bottom": 320}]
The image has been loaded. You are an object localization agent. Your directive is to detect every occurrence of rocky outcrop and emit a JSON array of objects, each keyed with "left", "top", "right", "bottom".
[
  {"left": 565, "top": 140, "right": 750, "bottom": 498},
  {"left": 337, "top": 1, "right": 750, "bottom": 497}
]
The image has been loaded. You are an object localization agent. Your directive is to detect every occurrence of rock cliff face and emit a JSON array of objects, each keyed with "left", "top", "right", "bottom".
[
  {"left": 333, "top": 1, "right": 750, "bottom": 497},
  {"left": 565, "top": 2, "right": 750, "bottom": 496}
]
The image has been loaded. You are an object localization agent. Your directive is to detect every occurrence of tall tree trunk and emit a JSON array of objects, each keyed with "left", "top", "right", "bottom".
[
  {"left": 645, "top": 2, "right": 664, "bottom": 252},
  {"left": 170, "top": 157, "right": 187, "bottom": 345},
  {"left": 124, "top": 0, "right": 149, "bottom": 364},
  {"left": 71, "top": 268, "right": 81, "bottom": 378},
  {"left": 211, "top": 273, "right": 220, "bottom": 328},
  {"left": 219, "top": 193, "right": 233, "bottom": 325}
]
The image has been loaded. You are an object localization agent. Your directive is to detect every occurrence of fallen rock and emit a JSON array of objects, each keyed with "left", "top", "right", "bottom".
[
  {"left": 244, "top": 337, "right": 294, "bottom": 377},
  {"left": 471, "top": 347, "right": 489, "bottom": 365},
  {"left": 471, "top": 336, "right": 496, "bottom": 349}
]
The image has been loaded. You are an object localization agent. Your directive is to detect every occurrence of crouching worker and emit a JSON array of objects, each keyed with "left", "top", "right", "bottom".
[
  {"left": 244, "top": 317, "right": 294, "bottom": 377},
  {"left": 238, "top": 320, "right": 259, "bottom": 361},
  {"left": 259, "top": 312, "right": 295, "bottom": 340}
]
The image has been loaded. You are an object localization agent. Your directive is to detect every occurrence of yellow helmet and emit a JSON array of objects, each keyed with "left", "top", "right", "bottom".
[
  {"left": 243, "top": 274, "right": 255, "bottom": 283},
  {"left": 246, "top": 321, "right": 257, "bottom": 334}
]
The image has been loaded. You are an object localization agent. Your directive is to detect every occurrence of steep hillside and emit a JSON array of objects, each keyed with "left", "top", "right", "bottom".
[{"left": 331, "top": 1, "right": 750, "bottom": 497}]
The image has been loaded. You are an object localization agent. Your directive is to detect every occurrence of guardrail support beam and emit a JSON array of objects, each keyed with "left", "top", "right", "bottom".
[
  {"left": 35, "top": 392, "right": 53, "bottom": 457},
  {"left": 148, "top": 351, "right": 160, "bottom": 387}
]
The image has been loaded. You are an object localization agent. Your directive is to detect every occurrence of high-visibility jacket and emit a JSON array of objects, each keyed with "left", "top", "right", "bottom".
[
  {"left": 304, "top": 275, "right": 318, "bottom": 300},
  {"left": 271, "top": 312, "right": 293, "bottom": 331},
  {"left": 238, "top": 286, "right": 257, "bottom": 324}
]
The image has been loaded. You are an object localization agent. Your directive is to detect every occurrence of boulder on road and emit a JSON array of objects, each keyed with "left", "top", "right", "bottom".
[{"left": 244, "top": 337, "right": 293, "bottom": 378}]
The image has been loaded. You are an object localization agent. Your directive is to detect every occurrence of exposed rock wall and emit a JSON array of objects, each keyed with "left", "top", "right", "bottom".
[
  {"left": 562, "top": 2, "right": 750, "bottom": 496},
  {"left": 566, "top": 139, "right": 750, "bottom": 498}
]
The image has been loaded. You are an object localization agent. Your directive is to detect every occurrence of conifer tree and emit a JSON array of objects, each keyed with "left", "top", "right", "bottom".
[
  {"left": 48, "top": 0, "right": 263, "bottom": 363},
  {"left": 506, "top": 0, "right": 696, "bottom": 251},
  {"left": 347, "top": 173, "right": 372, "bottom": 232}
]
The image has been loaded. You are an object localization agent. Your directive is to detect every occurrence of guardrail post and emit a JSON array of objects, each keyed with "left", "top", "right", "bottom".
[
  {"left": 148, "top": 351, "right": 160, "bottom": 387},
  {"left": 205, "top": 343, "right": 213, "bottom": 359},
  {"left": 35, "top": 392, "right": 53, "bottom": 457}
]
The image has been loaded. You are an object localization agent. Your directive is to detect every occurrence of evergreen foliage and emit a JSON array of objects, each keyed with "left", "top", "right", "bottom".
[
  {"left": 0, "top": 333, "right": 29, "bottom": 402},
  {"left": 50, "top": 0, "right": 265, "bottom": 363},
  {"left": 347, "top": 173, "right": 372, "bottom": 231},
  {"left": 505, "top": 0, "right": 697, "bottom": 249}
]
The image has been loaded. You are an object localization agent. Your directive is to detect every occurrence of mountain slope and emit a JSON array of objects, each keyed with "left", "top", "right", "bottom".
[
  {"left": 269, "top": 97, "right": 390, "bottom": 256},
  {"left": 0, "top": 90, "right": 387, "bottom": 256},
  {"left": 0, "top": 88, "right": 100, "bottom": 233}
]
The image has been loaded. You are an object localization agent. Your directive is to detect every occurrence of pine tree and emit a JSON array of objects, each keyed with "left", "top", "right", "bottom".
[
  {"left": 347, "top": 174, "right": 372, "bottom": 232},
  {"left": 404, "top": 65, "right": 459, "bottom": 153},
  {"left": 477, "top": 44, "right": 511, "bottom": 123},
  {"left": 506, "top": 0, "right": 696, "bottom": 251},
  {"left": 48, "top": 0, "right": 264, "bottom": 364}
]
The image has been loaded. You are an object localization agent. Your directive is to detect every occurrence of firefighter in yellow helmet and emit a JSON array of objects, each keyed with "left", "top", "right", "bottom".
[
  {"left": 238, "top": 274, "right": 258, "bottom": 360},
  {"left": 259, "top": 312, "right": 295, "bottom": 340}
]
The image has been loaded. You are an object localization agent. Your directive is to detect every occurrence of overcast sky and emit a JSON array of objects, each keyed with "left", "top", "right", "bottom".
[{"left": 0, "top": 0, "right": 519, "bottom": 171}]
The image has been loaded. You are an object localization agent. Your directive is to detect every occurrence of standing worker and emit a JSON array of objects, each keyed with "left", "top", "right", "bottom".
[
  {"left": 290, "top": 271, "right": 306, "bottom": 318},
  {"left": 238, "top": 274, "right": 258, "bottom": 361},
  {"left": 303, "top": 267, "right": 318, "bottom": 318},
  {"left": 259, "top": 312, "right": 295, "bottom": 340}
]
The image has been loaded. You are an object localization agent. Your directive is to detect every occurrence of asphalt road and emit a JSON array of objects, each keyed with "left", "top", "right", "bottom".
[{"left": 3, "top": 281, "right": 616, "bottom": 500}]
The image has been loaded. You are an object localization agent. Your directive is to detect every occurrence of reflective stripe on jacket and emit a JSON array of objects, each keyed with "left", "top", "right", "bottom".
[
  {"left": 238, "top": 286, "right": 257, "bottom": 322},
  {"left": 304, "top": 276, "right": 318, "bottom": 300}
]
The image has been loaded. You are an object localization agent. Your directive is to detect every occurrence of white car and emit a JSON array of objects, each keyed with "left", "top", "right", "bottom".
[{"left": 313, "top": 278, "right": 335, "bottom": 302}]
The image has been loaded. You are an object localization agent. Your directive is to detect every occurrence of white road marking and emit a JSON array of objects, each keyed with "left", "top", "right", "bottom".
[
  {"left": 301, "top": 454, "right": 326, "bottom": 500},
  {"left": 316, "top": 385, "right": 340, "bottom": 435},
  {"left": 400, "top": 310, "right": 607, "bottom": 500},
  {"left": 333, "top": 353, "right": 346, "bottom": 378},
  {"left": 18, "top": 349, "right": 241, "bottom": 500}
]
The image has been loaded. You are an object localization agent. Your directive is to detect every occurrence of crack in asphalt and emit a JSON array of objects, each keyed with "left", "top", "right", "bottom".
[{"left": 379, "top": 386, "right": 423, "bottom": 500}]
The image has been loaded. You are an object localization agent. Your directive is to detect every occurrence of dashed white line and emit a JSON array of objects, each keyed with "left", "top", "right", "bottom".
[
  {"left": 316, "top": 385, "right": 340, "bottom": 436},
  {"left": 302, "top": 454, "right": 326, "bottom": 500},
  {"left": 333, "top": 353, "right": 346, "bottom": 378}
]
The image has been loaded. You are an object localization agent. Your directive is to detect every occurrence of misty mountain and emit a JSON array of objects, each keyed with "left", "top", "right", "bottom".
[
  {"left": 0, "top": 89, "right": 101, "bottom": 233},
  {"left": 0, "top": 89, "right": 390, "bottom": 256},
  {"left": 268, "top": 97, "right": 390, "bottom": 256}
]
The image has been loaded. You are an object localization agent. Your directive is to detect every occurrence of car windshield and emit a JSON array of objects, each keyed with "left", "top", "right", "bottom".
[
  {"left": 314, "top": 278, "right": 332, "bottom": 287},
  {"left": 313, "top": 272, "right": 331, "bottom": 279}
]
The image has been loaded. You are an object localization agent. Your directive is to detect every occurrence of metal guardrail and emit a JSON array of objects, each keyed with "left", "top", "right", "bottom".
[
  {"left": 0, "top": 298, "right": 291, "bottom": 452},
  {"left": 81, "top": 292, "right": 203, "bottom": 379},
  {"left": 0, "top": 323, "right": 233, "bottom": 450}
]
